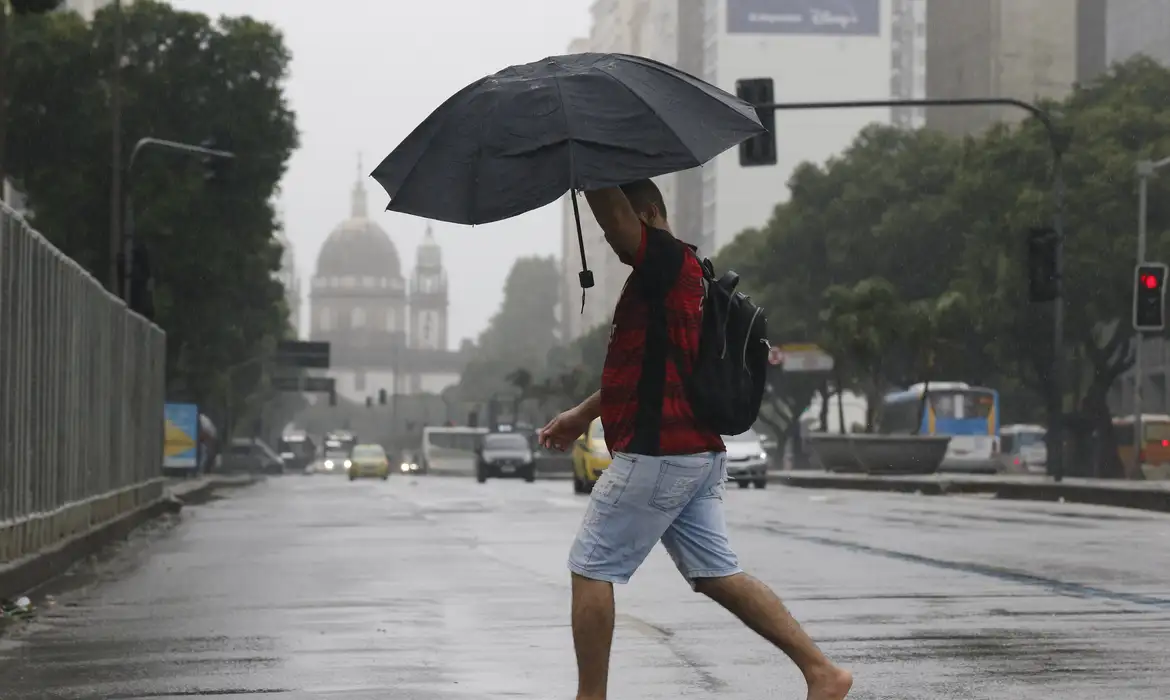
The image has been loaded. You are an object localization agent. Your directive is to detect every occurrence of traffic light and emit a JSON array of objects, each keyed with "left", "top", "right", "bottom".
[
  {"left": 378, "top": 388, "right": 388, "bottom": 405},
  {"left": 1026, "top": 226, "right": 1059, "bottom": 302},
  {"left": 1134, "top": 263, "right": 1168, "bottom": 332},
  {"left": 468, "top": 410, "right": 479, "bottom": 428},
  {"left": 201, "top": 137, "right": 231, "bottom": 183},
  {"left": 365, "top": 396, "right": 373, "bottom": 408},
  {"left": 735, "top": 78, "right": 777, "bottom": 167}
]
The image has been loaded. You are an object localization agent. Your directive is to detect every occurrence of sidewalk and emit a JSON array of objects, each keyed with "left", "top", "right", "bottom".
[
  {"left": 0, "top": 474, "right": 260, "bottom": 600},
  {"left": 772, "top": 470, "right": 1170, "bottom": 513}
]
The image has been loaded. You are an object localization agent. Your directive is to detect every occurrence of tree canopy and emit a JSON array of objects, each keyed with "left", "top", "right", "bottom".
[
  {"left": 455, "top": 255, "right": 561, "bottom": 410},
  {"left": 5, "top": 1, "right": 298, "bottom": 433},
  {"left": 716, "top": 56, "right": 1170, "bottom": 478}
]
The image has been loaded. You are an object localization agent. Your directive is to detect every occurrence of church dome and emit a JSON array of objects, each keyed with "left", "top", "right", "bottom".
[{"left": 315, "top": 163, "right": 402, "bottom": 279}]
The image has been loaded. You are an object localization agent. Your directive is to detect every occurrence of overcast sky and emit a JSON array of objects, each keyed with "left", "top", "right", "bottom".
[{"left": 168, "top": 0, "right": 593, "bottom": 348}]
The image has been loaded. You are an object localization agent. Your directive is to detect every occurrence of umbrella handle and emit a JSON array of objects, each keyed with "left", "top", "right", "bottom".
[{"left": 571, "top": 190, "right": 594, "bottom": 313}]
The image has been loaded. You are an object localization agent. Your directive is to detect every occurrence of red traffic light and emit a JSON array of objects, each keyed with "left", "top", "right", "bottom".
[{"left": 1143, "top": 273, "right": 1160, "bottom": 290}]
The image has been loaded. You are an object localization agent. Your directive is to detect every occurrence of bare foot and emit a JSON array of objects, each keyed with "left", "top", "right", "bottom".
[{"left": 806, "top": 665, "right": 853, "bottom": 700}]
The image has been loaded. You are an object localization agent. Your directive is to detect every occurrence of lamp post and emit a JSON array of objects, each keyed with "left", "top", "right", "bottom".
[
  {"left": 1131, "top": 155, "right": 1170, "bottom": 464},
  {"left": 754, "top": 97, "right": 1069, "bottom": 480},
  {"left": 108, "top": 0, "right": 123, "bottom": 292},
  {"left": 121, "top": 137, "right": 234, "bottom": 302}
]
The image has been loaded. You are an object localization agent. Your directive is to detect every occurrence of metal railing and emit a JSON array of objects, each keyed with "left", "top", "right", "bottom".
[{"left": 0, "top": 202, "right": 166, "bottom": 565}]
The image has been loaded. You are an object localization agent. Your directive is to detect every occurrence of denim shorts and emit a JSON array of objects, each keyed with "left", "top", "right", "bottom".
[{"left": 567, "top": 451, "right": 741, "bottom": 585}]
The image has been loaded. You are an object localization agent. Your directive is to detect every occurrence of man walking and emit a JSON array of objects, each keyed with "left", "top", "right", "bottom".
[{"left": 539, "top": 180, "right": 852, "bottom": 700}]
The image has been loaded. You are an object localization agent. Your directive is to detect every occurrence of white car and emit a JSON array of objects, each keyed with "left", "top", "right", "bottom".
[{"left": 724, "top": 429, "right": 769, "bottom": 489}]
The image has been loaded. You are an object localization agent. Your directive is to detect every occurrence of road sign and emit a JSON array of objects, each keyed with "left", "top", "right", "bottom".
[
  {"left": 768, "top": 345, "right": 784, "bottom": 366},
  {"left": 163, "top": 403, "right": 199, "bottom": 470},
  {"left": 778, "top": 343, "right": 834, "bottom": 372},
  {"left": 275, "top": 340, "right": 330, "bottom": 369}
]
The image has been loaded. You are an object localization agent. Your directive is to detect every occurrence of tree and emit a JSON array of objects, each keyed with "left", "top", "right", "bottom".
[
  {"left": 717, "top": 56, "right": 1170, "bottom": 478},
  {"left": 458, "top": 255, "right": 561, "bottom": 400},
  {"left": 5, "top": 1, "right": 298, "bottom": 425},
  {"left": 0, "top": 0, "right": 64, "bottom": 190}
]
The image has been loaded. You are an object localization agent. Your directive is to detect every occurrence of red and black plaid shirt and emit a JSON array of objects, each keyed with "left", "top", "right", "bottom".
[{"left": 600, "top": 225, "right": 725, "bottom": 456}]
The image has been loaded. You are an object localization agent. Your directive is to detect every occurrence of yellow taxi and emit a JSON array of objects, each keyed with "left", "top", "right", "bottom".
[
  {"left": 572, "top": 418, "right": 611, "bottom": 494},
  {"left": 347, "top": 443, "right": 391, "bottom": 481}
]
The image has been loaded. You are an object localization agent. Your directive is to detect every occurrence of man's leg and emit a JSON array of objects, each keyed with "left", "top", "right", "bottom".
[
  {"left": 660, "top": 457, "right": 851, "bottom": 700},
  {"left": 571, "top": 573, "right": 614, "bottom": 700},
  {"left": 566, "top": 453, "right": 709, "bottom": 699},
  {"left": 695, "top": 574, "right": 852, "bottom": 700}
]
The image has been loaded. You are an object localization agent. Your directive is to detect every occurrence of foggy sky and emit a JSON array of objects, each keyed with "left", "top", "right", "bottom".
[{"left": 167, "top": 0, "right": 593, "bottom": 348}]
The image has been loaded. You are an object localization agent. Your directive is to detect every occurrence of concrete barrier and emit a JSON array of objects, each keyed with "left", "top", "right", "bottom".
[
  {"left": 0, "top": 474, "right": 257, "bottom": 600},
  {"left": 769, "top": 471, "right": 1170, "bottom": 514},
  {"left": 806, "top": 434, "right": 950, "bottom": 475}
]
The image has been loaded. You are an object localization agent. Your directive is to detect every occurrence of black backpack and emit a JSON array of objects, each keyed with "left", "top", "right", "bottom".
[{"left": 675, "top": 255, "right": 770, "bottom": 435}]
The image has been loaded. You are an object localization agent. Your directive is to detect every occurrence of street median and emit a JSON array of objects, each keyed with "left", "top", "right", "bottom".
[{"left": 770, "top": 471, "right": 1170, "bottom": 514}]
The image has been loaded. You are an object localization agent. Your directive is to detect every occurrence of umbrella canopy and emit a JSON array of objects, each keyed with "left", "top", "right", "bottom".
[{"left": 371, "top": 52, "right": 765, "bottom": 227}]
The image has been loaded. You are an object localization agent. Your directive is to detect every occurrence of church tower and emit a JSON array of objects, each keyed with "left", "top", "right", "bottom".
[{"left": 409, "top": 224, "right": 448, "bottom": 353}]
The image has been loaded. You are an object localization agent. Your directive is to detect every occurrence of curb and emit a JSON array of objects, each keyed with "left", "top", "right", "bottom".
[
  {"left": 771, "top": 472, "right": 1170, "bottom": 514},
  {"left": 0, "top": 475, "right": 258, "bottom": 600}
]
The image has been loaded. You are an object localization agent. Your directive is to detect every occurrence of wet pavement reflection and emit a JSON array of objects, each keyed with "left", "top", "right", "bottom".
[{"left": 0, "top": 475, "right": 1168, "bottom": 698}]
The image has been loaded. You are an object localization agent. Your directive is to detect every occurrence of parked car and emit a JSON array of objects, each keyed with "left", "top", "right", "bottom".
[
  {"left": 476, "top": 432, "right": 537, "bottom": 483},
  {"left": 222, "top": 438, "right": 286, "bottom": 475},
  {"left": 572, "top": 417, "right": 611, "bottom": 494},
  {"left": 724, "top": 429, "right": 768, "bottom": 489},
  {"left": 348, "top": 443, "right": 391, "bottom": 481}
]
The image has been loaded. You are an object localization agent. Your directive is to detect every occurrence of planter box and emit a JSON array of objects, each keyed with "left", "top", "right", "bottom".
[{"left": 806, "top": 433, "right": 951, "bottom": 475}]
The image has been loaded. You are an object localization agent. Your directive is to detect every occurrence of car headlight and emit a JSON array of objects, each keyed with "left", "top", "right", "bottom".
[
  {"left": 759, "top": 451, "right": 768, "bottom": 461},
  {"left": 344, "top": 460, "right": 352, "bottom": 469},
  {"left": 324, "top": 460, "right": 334, "bottom": 469},
  {"left": 400, "top": 462, "right": 410, "bottom": 472}
]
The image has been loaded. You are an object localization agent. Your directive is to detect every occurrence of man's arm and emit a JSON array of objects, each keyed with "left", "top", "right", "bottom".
[
  {"left": 573, "top": 390, "right": 602, "bottom": 422},
  {"left": 584, "top": 188, "right": 642, "bottom": 263}
]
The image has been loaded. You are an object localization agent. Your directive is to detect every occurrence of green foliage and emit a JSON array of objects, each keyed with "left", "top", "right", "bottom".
[
  {"left": 716, "top": 56, "right": 1170, "bottom": 476},
  {"left": 4, "top": 0, "right": 298, "bottom": 423},
  {"left": 457, "top": 255, "right": 561, "bottom": 407}
]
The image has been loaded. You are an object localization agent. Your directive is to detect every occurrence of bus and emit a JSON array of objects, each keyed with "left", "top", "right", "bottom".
[
  {"left": 880, "top": 382, "right": 1000, "bottom": 473},
  {"left": 420, "top": 426, "right": 488, "bottom": 476},
  {"left": 1112, "top": 414, "right": 1170, "bottom": 476}
]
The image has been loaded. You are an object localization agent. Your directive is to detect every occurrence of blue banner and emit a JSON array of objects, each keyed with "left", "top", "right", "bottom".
[
  {"left": 164, "top": 403, "right": 200, "bottom": 470},
  {"left": 727, "top": 0, "right": 882, "bottom": 36}
]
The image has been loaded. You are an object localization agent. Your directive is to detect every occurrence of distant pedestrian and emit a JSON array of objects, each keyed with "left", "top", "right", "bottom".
[{"left": 539, "top": 180, "right": 852, "bottom": 700}]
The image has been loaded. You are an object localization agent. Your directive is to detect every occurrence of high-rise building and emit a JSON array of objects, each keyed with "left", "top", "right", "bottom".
[
  {"left": 890, "top": 0, "right": 927, "bottom": 129},
  {"left": 925, "top": 0, "right": 1083, "bottom": 136},
  {"left": 560, "top": 0, "right": 896, "bottom": 342},
  {"left": 274, "top": 228, "right": 302, "bottom": 338},
  {"left": 699, "top": 0, "right": 892, "bottom": 253}
]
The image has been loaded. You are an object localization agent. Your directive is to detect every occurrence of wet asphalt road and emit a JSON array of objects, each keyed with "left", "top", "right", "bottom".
[{"left": 1, "top": 474, "right": 1169, "bottom": 699}]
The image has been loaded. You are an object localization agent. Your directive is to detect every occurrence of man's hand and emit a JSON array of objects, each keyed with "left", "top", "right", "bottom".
[
  {"left": 538, "top": 407, "right": 591, "bottom": 452},
  {"left": 584, "top": 188, "right": 642, "bottom": 262}
]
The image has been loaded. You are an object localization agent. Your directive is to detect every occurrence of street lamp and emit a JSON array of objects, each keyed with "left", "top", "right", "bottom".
[
  {"left": 1130, "top": 155, "right": 1170, "bottom": 463},
  {"left": 121, "top": 137, "right": 235, "bottom": 303}
]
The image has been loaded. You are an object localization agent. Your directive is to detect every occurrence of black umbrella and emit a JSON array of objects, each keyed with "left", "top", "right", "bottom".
[{"left": 371, "top": 52, "right": 766, "bottom": 294}]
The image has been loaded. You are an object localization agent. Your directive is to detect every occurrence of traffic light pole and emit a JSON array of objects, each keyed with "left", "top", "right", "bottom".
[
  {"left": 121, "top": 138, "right": 235, "bottom": 302},
  {"left": 1131, "top": 155, "right": 1170, "bottom": 465},
  {"left": 755, "top": 97, "right": 1070, "bottom": 480}
]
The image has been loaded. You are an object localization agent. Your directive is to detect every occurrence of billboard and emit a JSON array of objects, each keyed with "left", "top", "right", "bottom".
[
  {"left": 727, "top": 0, "right": 881, "bottom": 36},
  {"left": 164, "top": 403, "right": 199, "bottom": 470}
]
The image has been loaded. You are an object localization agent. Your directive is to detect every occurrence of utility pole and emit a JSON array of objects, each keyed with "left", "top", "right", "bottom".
[{"left": 1132, "top": 155, "right": 1170, "bottom": 467}]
